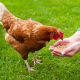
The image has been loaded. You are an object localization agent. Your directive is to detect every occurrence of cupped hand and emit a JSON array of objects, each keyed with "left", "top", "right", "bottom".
[
  {"left": 49, "top": 38, "right": 80, "bottom": 57},
  {"left": 49, "top": 38, "right": 73, "bottom": 51}
]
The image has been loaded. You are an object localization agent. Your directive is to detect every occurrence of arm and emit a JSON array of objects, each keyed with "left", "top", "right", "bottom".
[{"left": 69, "top": 31, "right": 80, "bottom": 42}]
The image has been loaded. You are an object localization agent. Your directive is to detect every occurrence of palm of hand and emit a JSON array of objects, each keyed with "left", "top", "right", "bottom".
[{"left": 59, "top": 38, "right": 74, "bottom": 47}]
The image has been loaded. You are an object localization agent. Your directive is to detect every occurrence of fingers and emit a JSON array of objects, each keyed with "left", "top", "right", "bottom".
[
  {"left": 53, "top": 40, "right": 62, "bottom": 46},
  {"left": 61, "top": 51, "right": 65, "bottom": 55},
  {"left": 51, "top": 49, "right": 63, "bottom": 57},
  {"left": 49, "top": 40, "right": 62, "bottom": 50},
  {"left": 51, "top": 45, "right": 74, "bottom": 57},
  {"left": 49, "top": 39, "right": 67, "bottom": 51},
  {"left": 52, "top": 48, "right": 76, "bottom": 57},
  {"left": 49, "top": 46, "right": 54, "bottom": 50},
  {"left": 50, "top": 38, "right": 70, "bottom": 48},
  {"left": 52, "top": 51, "right": 62, "bottom": 56},
  {"left": 52, "top": 51, "right": 66, "bottom": 57}
]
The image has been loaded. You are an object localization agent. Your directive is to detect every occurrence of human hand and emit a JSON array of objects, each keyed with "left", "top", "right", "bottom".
[
  {"left": 49, "top": 38, "right": 80, "bottom": 57},
  {"left": 49, "top": 38, "right": 73, "bottom": 50}
]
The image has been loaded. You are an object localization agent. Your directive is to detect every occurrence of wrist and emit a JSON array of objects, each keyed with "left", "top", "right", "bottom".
[{"left": 69, "top": 31, "right": 80, "bottom": 42}]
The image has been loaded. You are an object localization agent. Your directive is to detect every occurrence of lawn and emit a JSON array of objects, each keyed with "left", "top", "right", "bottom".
[{"left": 0, "top": 0, "right": 80, "bottom": 80}]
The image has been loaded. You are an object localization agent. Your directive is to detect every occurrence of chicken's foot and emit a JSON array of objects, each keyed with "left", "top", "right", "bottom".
[
  {"left": 24, "top": 60, "right": 36, "bottom": 72},
  {"left": 32, "top": 53, "right": 42, "bottom": 66}
]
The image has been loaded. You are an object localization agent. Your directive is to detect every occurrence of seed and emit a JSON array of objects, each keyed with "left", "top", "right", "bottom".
[{"left": 54, "top": 45, "right": 67, "bottom": 51}]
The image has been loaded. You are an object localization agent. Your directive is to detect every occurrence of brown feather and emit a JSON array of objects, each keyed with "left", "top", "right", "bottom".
[{"left": 2, "top": 10, "right": 59, "bottom": 60}]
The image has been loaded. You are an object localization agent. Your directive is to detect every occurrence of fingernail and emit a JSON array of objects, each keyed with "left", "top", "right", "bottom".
[{"left": 61, "top": 51, "right": 65, "bottom": 55}]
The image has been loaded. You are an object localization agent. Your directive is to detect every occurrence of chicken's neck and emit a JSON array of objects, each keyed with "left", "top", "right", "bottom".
[{"left": 35, "top": 26, "right": 58, "bottom": 41}]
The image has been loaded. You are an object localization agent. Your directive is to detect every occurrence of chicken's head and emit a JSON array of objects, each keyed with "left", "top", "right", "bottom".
[{"left": 52, "top": 29, "right": 64, "bottom": 40}]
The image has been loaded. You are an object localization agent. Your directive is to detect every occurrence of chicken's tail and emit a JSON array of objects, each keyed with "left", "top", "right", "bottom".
[{"left": 0, "top": 2, "right": 8, "bottom": 20}]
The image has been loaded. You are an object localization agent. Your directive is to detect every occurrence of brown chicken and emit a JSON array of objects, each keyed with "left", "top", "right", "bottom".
[{"left": 0, "top": 2, "right": 64, "bottom": 72}]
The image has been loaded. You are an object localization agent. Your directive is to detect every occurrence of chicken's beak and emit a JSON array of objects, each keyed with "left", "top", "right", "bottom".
[{"left": 60, "top": 37, "right": 63, "bottom": 40}]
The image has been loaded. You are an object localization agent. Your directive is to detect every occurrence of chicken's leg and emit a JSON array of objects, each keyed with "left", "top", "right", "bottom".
[
  {"left": 32, "top": 53, "right": 41, "bottom": 66},
  {"left": 24, "top": 60, "right": 35, "bottom": 72}
]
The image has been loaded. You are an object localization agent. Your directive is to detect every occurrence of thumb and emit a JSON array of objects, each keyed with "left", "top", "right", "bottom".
[{"left": 61, "top": 47, "right": 73, "bottom": 55}]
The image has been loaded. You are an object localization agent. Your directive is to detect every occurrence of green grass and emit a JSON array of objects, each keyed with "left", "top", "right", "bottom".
[{"left": 0, "top": 0, "right": 80, "bottom": 80}]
